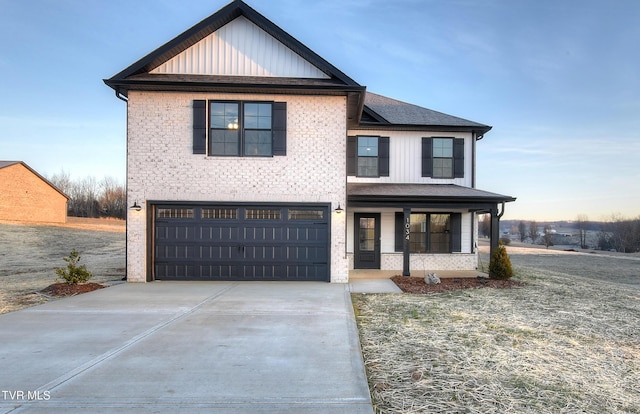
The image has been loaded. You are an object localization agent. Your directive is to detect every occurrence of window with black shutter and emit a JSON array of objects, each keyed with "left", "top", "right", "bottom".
[
  {"left": 394, "top": 212, "right": 462, "bottom": 253},
  {"left": 192, "top": 100, "right": 286, "bottom": 157},
  {"left": 347, "top": 135, "right": 390, "bottom": 177},
  {"left": 422, "top": 137, "right": 464, "bottom": 178}
]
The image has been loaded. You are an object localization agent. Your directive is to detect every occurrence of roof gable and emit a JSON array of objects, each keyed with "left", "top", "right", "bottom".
[
  {"left": 150, "top": 16, "right": 330, "bottom": 79},
  {"left": 107, "top": 0, "right": 357, "bottom": 86},
  {"left": 0, "top": 161, "right": 69, "bottom": 199}
]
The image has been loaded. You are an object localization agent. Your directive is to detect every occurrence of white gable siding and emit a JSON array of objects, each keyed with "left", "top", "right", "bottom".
[
  {"left": 151, "top": 17, "right": 329, "bottom": 78},
  {"left": 347, "top": 130, "right": 473, "bottom": 186}
]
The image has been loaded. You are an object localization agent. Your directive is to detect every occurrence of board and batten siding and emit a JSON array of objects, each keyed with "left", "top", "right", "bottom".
[
  {"left": 347, "top": 130, "right": 474, "bottom": 187},
  {"left": 151, "top": 16, "right": 329, "bottom": 78}
]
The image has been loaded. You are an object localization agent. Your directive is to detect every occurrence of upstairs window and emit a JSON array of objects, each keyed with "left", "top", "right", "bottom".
[
  {"left": 210, "top": 101, "right": 272, "bottom": 157},
  {"left": 432, "top": 138, "right": 453, "bottom": 178},
  {"left": 422, "top": 137, "right": 465, "bottom": 178},
  {"left": 357, "top": 136, "right": 379, "bottom": 177},
  {"left": 192, "top": 100, "right": 286, "bottom": 157},
  {"left": 347, "top": 136, "right": 389, "bottom": 177}
]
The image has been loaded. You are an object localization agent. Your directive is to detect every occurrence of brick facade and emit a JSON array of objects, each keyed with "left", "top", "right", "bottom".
[
  {"left": 126, "top": 91, "right": 349, "bottom": 282},
  {"left": 0, "top": 163, "right": 67, "bottom": 224}
]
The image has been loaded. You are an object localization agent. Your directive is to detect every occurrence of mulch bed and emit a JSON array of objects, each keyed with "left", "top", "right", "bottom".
[
  {"left": 40, "top": 283, "right": 106, "bottom": 297},
  {"left": 391, "top": 275, "right": 526, "bottom": 294}
]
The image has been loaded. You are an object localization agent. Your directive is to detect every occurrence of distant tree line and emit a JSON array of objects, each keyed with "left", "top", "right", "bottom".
[
  {"left": 48, "top": 171, "right": 126, "bottom": 219},
  {"left": 486, "top": 214, "right": 640, "bottom": 253}
]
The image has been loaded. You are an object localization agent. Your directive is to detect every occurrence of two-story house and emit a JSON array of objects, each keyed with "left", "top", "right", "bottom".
[{"left": 105, "top": 0, "right": 515, "bottom": 283}]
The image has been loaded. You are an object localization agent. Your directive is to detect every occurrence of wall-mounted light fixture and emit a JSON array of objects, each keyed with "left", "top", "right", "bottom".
[
  {"left": 130, "top": 201, "right": 142, "bottom": 211},
  {"left": 335, "top": 203, "right": 343, "bottom": 214}
]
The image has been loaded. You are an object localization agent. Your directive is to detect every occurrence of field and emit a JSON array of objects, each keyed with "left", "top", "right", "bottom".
[
  {"left": 1, "top": 223, "right": 639, "bottom": 412},
  {"left": 0, "top": 220, "right": 125, "bottom": 314},
  {"left": 353, "top": 244, "right": 640, "bottom": 413}
]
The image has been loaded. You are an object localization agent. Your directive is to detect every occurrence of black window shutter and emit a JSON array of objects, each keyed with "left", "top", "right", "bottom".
[
  {"left": 421, "top": 137, "right": 432, "bottom": 177},
  {"left": 395, "top": 212, "right": 404, "bottom": 252},
  {"left": 451, "top": 213, "right": 462, "bottom": 252},
  {"left": 453, "top": 138, "right": 465, "bottom": 178},
  {"left": 347, "top": 136, "right": 357, "bottom": 176},
  {"left": 272, "top": 102, "right": 287, "bottom": 156},
  {"left": 379, "top": 137, "right": 390, "bottom": 177},
  {"left": 193, "top": 100, "right": 207, "bottom": 154}
]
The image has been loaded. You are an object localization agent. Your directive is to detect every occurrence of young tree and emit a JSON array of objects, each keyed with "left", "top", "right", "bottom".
[
  {"left": 576, "top": 214, "right": 589, "bottom": 249},
  {"left": 518, "top": 221, "right": 527, "bottom": 242},
  {"left": 528, "top": 221, "right": 538, "bottom": 244},
  {"left": 480, "top": 214, "right": 491, "bottom": 238},
  {"left": 543, "top": 224, "right": 554, "bottom": 249}
]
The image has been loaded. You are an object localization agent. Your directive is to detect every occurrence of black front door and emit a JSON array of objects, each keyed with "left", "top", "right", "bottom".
[{"left": 354, "top": 213, "right": 380, "bottom": 269}]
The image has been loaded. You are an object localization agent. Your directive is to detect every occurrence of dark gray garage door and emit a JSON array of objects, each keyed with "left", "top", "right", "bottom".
[{"left": 153, "top": 203, "right": 329, "bottom": 281}]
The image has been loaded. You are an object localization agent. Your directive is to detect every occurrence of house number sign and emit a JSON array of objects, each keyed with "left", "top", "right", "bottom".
[{"left": 405, "top": 216, "right": 411, "bottom": 241}]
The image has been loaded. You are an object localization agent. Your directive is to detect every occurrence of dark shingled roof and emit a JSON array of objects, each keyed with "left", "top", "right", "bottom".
[
  {"left": 348, "top": 183, "right": 515, "bottom": 205},
  {"left": 362, "top": 92, "right": 492, "bottom": 135}
]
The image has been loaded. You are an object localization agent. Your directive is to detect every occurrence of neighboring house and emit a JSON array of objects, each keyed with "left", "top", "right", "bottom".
[
  {"left": 0, "top": 161, "right": 68, "bottom": 224},
  {"left": 105, "top": 0, "right": 515, "bottom": 283}
]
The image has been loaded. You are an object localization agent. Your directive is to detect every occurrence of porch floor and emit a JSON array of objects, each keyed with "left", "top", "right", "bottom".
[{"left": 349, "top": 269, "right": 488, "bottom": 280}]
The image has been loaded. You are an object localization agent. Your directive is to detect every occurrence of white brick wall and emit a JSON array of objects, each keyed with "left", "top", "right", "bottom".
[
  {"left": 126, "top": 91, "right": 348, "bottom": 282},
  {"left": 347, "top": 253, "right": 478, "bottom": 272}
]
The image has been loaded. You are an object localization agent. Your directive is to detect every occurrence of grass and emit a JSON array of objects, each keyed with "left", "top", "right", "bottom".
[{"left": 353, "top": 262, "right": 640, "bottom": 413}]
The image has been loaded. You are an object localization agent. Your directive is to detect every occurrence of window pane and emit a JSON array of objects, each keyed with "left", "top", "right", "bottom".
[
  {"left": 244, "top": 103, "right": 272, "bottom": 130},
  {"left": 157, "top": 208, "right": 194, "bottom": 219},
  {"left": 359, "top": 218, "right": 376, "bottom": 251},
  {"left": 433, "top": 138, "right": 453, "bottom": 157},
  {"left": 288, "top": 210, "right": 324, "bottom": 220},
  {"left": 202, "top": 208, "right": 237, "bottom": 219},
  {"left": 210, "top": 102, "right": 239, "bottom": 129},
  {"left": 433, "top": 158, "right": 453, "bottom": 178},
  {"left": 246, "top": 209, "right": 282, "bottom": 220},
  {"left": 357, "top": 136, "right": 378, "bottom": 156},
  {"left": 409, "top": 214, "right": 427, "bottom": 253},
  {"left": 244, "top": 131, "right": 272, "bottom": 156},
  {"left": 357, "top": 157, "right": 378, "bottom": 177},
  {"left": 430, "top": 214, "right": 451, "bottom": 253},
  {"left": 210, "top": 130, "right": 239, "bottom": 156}
]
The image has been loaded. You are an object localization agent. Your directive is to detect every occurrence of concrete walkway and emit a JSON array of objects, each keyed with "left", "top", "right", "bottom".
[{"left": 0, "top": 282, "right": 374, "bottom": 414}]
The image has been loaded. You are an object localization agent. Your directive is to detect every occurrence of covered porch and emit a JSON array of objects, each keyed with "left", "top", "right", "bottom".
[{"left": 347, "top": 183, "right": 516, "bottom": 277}]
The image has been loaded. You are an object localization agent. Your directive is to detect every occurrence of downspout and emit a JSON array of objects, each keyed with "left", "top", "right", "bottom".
[
  {"left": 472, "top": 131, "right": 477, "bottom": 188},
  {"left": 497, "top": 201, "right": 506, "bottom": 219},
  {"left": 115, "top": 88, "right": 128, "bottom": 103}
]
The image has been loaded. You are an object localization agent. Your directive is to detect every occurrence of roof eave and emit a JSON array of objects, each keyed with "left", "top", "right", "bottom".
[{"left": 354, "top": 122, "right": 492, "bottom": 136}]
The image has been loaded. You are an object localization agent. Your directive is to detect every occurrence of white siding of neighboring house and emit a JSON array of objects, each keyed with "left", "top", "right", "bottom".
[
  {"left": 151, "top": 16, "right": 329, "bottom": 79},
  {"left": 126, "top": 91, "right": 348, "bottom": 282},
  {"left": 346, "top": 130, "right": 474, "bottom": 187}
]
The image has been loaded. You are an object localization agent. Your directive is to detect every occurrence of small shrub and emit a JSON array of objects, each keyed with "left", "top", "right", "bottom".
[
  {"left": 500, "top": 237, "right": 511, "bottom": 245},
  {"left": 55, "top": 249, "right": 93, "bottom": 284},
  {"left": 489, "top": 242, "right": 513, "bottom": 280}
]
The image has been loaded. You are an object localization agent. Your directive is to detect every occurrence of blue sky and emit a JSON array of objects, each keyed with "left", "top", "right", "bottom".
[{"left": 1, "top": 0, "right": 638, "bottom": 221}]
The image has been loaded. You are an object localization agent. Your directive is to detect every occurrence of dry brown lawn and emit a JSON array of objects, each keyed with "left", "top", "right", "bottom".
[
  {"left": 0, "top": 220, "right": 125, "bottom": 314},
  {"left": 353, "top": 246, "right": 640, "bottom": 413}
]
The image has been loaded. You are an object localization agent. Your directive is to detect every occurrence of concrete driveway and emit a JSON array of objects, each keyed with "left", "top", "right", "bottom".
[{"left": 0, "top": 282, "right": 374, "bottom": 413}]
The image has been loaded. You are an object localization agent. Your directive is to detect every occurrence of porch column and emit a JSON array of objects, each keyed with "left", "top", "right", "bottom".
[
  {"left": 403, "top": 207, "right": 411, "bottom": 276},
  {"left": 489, "top": 206, "right": 500, "bottom": 260}
]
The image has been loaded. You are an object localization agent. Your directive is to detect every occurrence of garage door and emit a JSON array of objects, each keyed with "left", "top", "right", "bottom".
[{"left": 153, "top": 203, "right": 329, "bottom": 281}]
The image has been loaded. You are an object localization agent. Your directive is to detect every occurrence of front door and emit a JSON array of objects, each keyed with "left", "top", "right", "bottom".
[{"left": 354, "top": 213, "right": 380, "bottom": 269}]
